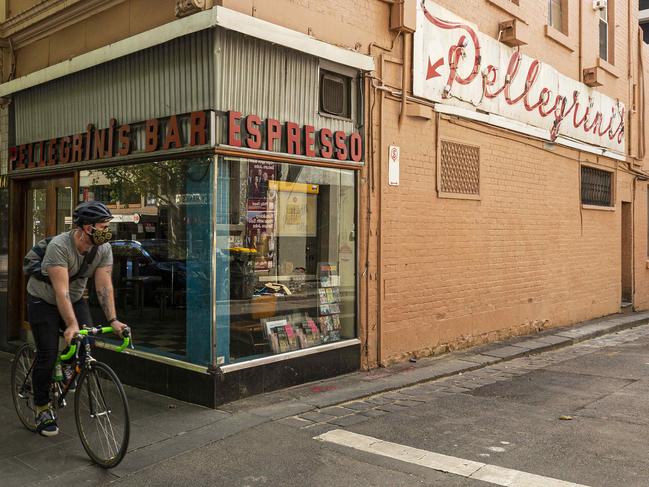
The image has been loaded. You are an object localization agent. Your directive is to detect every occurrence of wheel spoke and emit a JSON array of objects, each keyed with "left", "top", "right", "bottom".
[
  {"left": 75, "top": 362, "right": 129, "bottom": 468},
  {"left": 11, "top": 344, "right": 37, "bottom": 432}
]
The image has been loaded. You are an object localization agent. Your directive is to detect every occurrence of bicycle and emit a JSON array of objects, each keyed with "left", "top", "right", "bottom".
[{"left": 10, "top": 326, "right": 133, "bottom": 468}]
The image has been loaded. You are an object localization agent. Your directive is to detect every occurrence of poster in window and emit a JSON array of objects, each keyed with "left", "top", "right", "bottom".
[
  {"left": 245, "top": 208, "right": 275, "bottom": 272},
  {"left": 275, "top": 191, "right": 318, "bottom": 237},
  {"left": 248, "top": 161, "right": 276, "bottom": 199},
  {"left": 246, "top": 161, "right": 277, "bottom": 271}
]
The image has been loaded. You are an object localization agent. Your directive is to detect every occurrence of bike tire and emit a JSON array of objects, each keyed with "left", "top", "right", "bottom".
[
  {"left": 11, "top": 343, "right": 37, "bottom": 432},
  {"left": 74, "top": 361, "right": 130, "bottom": 468}
]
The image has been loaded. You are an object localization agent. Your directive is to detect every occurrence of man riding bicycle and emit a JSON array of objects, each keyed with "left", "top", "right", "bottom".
[{"left": 26, "top": 201, "right": 127, "bottom": 437}]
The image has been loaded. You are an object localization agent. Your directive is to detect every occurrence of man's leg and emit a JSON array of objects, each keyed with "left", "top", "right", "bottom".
[
  {"left": 55, "top": 298, "right": 94, "bottom": 391},
  {"left": 26, "top": 295, "right": 61, "bottom": 436},
  {"left": 27, "top": 295, "right": 61, "bottom": 407},
  {"left": 72, "top": 298, "right": 94, "bottom": 328}
]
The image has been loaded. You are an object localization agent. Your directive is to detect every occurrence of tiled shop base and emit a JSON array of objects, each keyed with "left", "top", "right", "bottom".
[{"left": 130, "top": 319, "right": 186, "bottom": 357}]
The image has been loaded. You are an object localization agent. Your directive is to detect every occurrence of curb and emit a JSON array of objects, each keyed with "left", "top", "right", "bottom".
[{"left": 255, "top": 312, "right": 649, "bottom": 415}]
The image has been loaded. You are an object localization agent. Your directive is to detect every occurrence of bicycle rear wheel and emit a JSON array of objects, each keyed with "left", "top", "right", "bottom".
[
  {"left": 11, "top": 343, "right": 37, "bottom": 432},
  {"left": 74, "top": 361, "right": 130, "bottom": 468}
]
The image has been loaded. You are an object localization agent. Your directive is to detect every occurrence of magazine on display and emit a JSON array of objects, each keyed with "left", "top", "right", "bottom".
[
  {"left": 317, "top": 262, "right": 343, "bottom": 341},
  {"left": 263, "top": 313, "right": 323, "bottom": 353}
]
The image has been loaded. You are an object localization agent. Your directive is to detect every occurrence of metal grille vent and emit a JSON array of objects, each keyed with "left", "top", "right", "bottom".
[
  {"left": 439, "top": 140, "right": 480, "bottom": 195},
  {"left": 320, "top": 71, "right": 350, "bottom": 117},
  {"left": 581, "top": 166, "right": 612, "bottom": 206}
]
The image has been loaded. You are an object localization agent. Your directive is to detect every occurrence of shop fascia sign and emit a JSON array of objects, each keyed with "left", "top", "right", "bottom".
[
  {"left": 414, "top": 2, "right": 625, "bottom": 154},
  {"left": 9, "top": 111, "right": 213, "bottom": 172},
  {"left": 227, "top": 111, "right": 364, "bottom": 163}
]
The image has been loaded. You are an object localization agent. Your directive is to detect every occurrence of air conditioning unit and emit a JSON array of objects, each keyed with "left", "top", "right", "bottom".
[
  {"left": 592, "top": 0, "right": 607, "bottom": 11},
  {"left": 498, "top": 19, "right": 528, "bottom": 47},
  {"left": 390, "top": 0, "right": 416, "bottom": 33},
  {"left": 583, "top": 67, "right": 603, "bottom": 87}
]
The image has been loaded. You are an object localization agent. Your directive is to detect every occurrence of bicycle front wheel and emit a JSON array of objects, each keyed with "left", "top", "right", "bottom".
[
  {"left": 74, "top": 361, "right": 130, "bottom": 468},
  {"left": 11, "top": 343, "right": 37, "bottom": 432}
]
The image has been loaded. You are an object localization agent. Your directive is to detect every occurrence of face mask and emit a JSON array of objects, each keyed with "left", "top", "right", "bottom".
[{"left": 88, "top": 226, "right": 112, "bottom": 245}]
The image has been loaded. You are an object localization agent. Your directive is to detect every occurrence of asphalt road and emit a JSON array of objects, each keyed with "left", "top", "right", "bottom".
[
  {"left": 4, "top": 322, "right": 649, "bottom": 487},
  {"left": 107, "top": 325, "right": 649, "bottom": 487}
]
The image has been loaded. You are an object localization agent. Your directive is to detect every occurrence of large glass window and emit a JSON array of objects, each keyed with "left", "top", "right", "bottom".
[
  {"left": 217, "top": 158, "right": 356, "bottom": 363},
  {"left": 79, "top": 158, "right": 212, "bottom": 365}
]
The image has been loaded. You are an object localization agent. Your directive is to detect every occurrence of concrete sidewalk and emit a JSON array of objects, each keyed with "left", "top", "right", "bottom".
[{"left": 2, "top": 311, "right": 649, "bottom": 486}]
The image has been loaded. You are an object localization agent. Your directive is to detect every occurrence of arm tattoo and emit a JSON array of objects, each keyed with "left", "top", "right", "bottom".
[{"left": 97, "top": 286, "right": 112, "bottom": 318}]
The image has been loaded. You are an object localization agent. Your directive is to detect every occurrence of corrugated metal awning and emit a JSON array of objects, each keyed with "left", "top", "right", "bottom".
[{"left": 0, "top": 5, "right": 375, "bottom": 98}]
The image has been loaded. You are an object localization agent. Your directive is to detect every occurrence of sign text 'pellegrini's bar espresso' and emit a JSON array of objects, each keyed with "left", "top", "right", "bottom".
[
  {"left": 227, "top": 111, "right": 364, "bottom": 163},
  {"left": 9, "top": 111, "right": 210, "bottom": 172}
]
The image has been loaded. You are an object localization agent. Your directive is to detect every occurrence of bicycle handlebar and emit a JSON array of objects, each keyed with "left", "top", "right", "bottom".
[{"left": 59, "top": 326, "right": 131, "bottom": 361}]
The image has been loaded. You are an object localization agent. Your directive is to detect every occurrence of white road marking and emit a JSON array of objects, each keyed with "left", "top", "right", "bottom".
[
  {"left": 315, "top": 429, "right": 590, "bottom": 487},
  {"left": 487, "top": 446, "right": 506, "bottom": 452}
]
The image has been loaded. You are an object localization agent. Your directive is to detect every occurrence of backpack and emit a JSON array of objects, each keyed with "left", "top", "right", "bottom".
[{"left": 23, "top": 237, "right": 99, "bottom": 284}]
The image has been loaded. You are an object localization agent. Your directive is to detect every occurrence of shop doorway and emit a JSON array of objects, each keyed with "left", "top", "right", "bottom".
[
  {"left": 7, "top": 176, "right": 75, "bottom": 341},
  {"left": 621, "top": 201, "right": 632, "bottom": 306}
]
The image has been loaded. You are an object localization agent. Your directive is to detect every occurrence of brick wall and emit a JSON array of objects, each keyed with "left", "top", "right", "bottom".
[{"left": 376, "top": 105, "right": 623, "bottom": 362}]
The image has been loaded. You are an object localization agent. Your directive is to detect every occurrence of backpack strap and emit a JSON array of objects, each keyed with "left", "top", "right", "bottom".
[{"left": 70, "top": 245, "right": 99, "bottom": 282}]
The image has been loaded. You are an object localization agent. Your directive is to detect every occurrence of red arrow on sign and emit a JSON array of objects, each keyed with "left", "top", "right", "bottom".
[{"left": 427, "top": 56, "right": 444, "bottom": 80}]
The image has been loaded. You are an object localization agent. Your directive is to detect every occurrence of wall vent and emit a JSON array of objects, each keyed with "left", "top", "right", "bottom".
[
  {"left": 320, "top": 70, "right": 351, "bottom": 118},
  {"left": 438, "top": 140, "right": 480, "bottom": 199}
]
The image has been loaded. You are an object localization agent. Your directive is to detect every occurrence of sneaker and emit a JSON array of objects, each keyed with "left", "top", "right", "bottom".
[
  {"left": 62, "top": 364, "right": 77, "bottom": 392},
  {"left": 36, "top": 408, "right": 59, "bottom": 437}
]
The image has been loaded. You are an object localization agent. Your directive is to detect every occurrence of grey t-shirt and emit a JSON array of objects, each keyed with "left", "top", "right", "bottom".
[{"left": 27, "top": 230, "right": 113, "bottom": 305}]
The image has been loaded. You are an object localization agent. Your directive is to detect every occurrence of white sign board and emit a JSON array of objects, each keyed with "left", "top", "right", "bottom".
[
  {"left": 413, "top": 1, "right": 625, "bottom": 154},
  {"left": 388, "top": 145, "right": 400, "bottom": 186},
  {"left": 110, "top": 214, "right": 138, "bottom": 223}
]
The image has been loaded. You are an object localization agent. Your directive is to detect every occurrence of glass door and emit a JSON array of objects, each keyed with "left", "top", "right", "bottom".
[
  {"left": 14, "top": 176, "right": 75, "bottom": 337},
  {"left": 24, "top": 177, "right": 74, "bottom": 248}
]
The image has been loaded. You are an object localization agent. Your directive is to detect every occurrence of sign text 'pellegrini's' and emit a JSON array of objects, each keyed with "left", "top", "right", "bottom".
[
  {"left": 9, "top": 111, "right": 209, "bottom": 171},
  {"left": 414, "top": 2, "right": 625, "bottom": 153},
  {"left": 227, "top": 111, "right": 363, "bottom": 162}
]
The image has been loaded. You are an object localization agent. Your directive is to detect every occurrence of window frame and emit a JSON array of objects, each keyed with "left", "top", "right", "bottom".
[
  {"left": 598, "top": 0, "right": 615, "bottom": 65},
  {"left": 548, "top": 0, "right": 569, "bottom": 34}
]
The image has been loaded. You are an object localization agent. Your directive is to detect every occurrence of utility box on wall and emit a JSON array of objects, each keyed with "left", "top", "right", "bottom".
[{"left": 390, "top": 0, "right": 416, "bottom": 33}]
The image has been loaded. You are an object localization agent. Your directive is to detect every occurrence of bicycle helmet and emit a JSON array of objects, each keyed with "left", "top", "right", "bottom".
[{"left": 73, "top": 201, "right": 113, "bottom": 226}]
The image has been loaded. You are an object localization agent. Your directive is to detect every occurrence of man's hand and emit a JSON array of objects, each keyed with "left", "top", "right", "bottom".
[
  {"left": 64, "top": 323, "right": 80, "bottom": 345},
  {"left": 111, "top": 320, "right": 128, "bottom": 337}
]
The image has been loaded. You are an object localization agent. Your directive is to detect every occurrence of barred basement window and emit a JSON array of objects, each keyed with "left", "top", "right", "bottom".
[
  {"left": 581, "top": 166, "right": 612, "bottom": 207},
  {"left": 437, "top": 139, "right": 480, "bottom": 199}
]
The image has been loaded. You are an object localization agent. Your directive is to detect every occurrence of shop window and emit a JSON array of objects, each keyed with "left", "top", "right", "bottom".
[
  {"left": 320, "top": 70, "right": 351, "bottom": 119},
  {"left": 581, "top": 166, "right": 612, "bottom": 207},
  {"left": 437, "top": 139, "right": 480, "bottom": 199},
  {"left": 79, "top": 158, "right": 213, "bottom": 365},
  {"left": 217, "top": 158, "right": 356, "bottom": 363}
]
